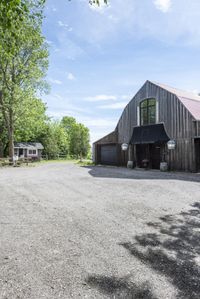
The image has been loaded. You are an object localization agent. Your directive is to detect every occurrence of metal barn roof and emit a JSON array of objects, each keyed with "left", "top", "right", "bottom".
[{"left": 151, "top": 81, "right": 200, "bottom": 120}]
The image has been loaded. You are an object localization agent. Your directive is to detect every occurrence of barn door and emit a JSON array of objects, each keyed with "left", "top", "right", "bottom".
[
  {"left": 136, "top": 144, "right": 149, "bottom": 167},
  {"left": 136, "top": 144, "right": 161, "bottom": 169},
  {"left": 100, "top": 145, "right": 117, "bottom": 165},
  {"left": 195, "top": 139, "right": 200, "bottom": 172},
  {"left": 150, "top": 144, "right": 161, "bottom": 169}
]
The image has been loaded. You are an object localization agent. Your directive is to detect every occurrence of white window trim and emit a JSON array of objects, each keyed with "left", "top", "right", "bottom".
[
  {"left": 137, "top": 98, "right": 159, "bottom": 126},
  {"left": 137, "top": 105, "right": 140, "bottom": 126},
  {"left": 156, "top": 100, "right": 159, "bottom": 123},
  {"left": 27, "top": 149, "right": 38, "bottom": 156}
]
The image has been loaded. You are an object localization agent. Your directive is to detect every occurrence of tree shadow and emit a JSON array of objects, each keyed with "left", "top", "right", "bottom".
[
  {"left": 85, "top": 274, "right": 157, "bottom": 299},
  {"left": 83, "top": 165, "right": 200, "bottom": 183},
  {"left": 119, "top": 202, "right": 200, "bottom": 299}
]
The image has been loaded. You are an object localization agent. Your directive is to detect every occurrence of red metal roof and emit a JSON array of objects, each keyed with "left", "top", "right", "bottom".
[
  {"left": 151, "top": 81, "right": 200, "bottom": 120},
  {"left": 178, "top": 97, "right": 200, "bottom": 120}
]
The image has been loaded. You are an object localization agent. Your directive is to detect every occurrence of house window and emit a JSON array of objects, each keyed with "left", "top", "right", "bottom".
[
  {"left": 140, "top": 98, "right": 156, "bottom": 125},
  {"left": 28, "top": 149, "right": 37, "bottom": 155}
]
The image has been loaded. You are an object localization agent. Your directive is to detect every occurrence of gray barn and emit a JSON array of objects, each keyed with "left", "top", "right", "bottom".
[{"left": 93, "top": 80, "right": 200, "bottom": 172}]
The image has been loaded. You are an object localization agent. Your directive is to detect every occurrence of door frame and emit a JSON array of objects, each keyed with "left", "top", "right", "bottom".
[
  {"left": 135, "top": 143, "right": 162, "bottom": 169},
  {"left": 195, "top": 139, "right": 200, "bottom": 172}
]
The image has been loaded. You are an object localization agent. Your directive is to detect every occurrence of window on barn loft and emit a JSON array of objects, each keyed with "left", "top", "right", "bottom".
[{"left": 140, "top": 98, "right": 156, "bottom": 125}]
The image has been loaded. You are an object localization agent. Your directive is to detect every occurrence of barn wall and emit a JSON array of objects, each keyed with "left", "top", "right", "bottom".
[
  {"left": 117, "top": 81, "right": 196, "bottom": 171},
  {"left": 93, "top": 131, "right": 118, "bottom": 164},
  {"left": 94, "top": 131, "right": 118, "bottom": 145}
]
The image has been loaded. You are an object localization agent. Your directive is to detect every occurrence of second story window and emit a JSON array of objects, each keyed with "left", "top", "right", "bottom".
[{"left": 140, "top": 98, "right": 156, "bottom": 125}]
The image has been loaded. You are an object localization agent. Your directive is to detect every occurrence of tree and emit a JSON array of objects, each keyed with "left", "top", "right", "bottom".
[
  {"left": 70, "top": 123, "right": 90, "bottom": 159},
  {"left": 14, "top": 97, "right": 48, "bottom": 142},
  {"left": 41, "top": 121, "right": 69, "bottom": 159},
  {"left": 0, "top": 0, "right": 48, "bottom": 160},
  {"left": 0, "top": 110, "right": 7, "bottom": 157},
  {"left": 89, "top": 0, "right": 108, "bottom": 5},
  {"left": 61, "top": 116, "right": 76, "bottom": 133},
  {"left": 61, "top": 116, "right": 90, "bottom": 159},
  {"left": 0, "top": 94, "right": 49, "bottom": 157}
]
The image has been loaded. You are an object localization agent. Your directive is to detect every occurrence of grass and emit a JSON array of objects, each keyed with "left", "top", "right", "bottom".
[
  {"left": 34, "top": 158, "right": 94, "bottom": 167},
  {"left": 76, "top": 159, "right": 95, "bottom": 166},
  {"left": 0, "top": 158, "right": 94, "bottom": 168},
  {"left": 31, "top": 158, "right": 78, "bottom": 166}
]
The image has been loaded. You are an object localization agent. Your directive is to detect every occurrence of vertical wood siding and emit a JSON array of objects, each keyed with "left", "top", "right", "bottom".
[{"left": 116, "top": 81, "right": 196, "bottom": 171}]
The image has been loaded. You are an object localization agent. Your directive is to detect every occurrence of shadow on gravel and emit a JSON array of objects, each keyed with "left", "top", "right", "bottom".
[
  {"left": 84, "top": 166, "right": 200, "bottom": 183},
  {"left": 85, "top": 275, "right": 157, "bottom": 299},
  {"left": 119, "top": 202, "right": 200, "bottom": 299}
]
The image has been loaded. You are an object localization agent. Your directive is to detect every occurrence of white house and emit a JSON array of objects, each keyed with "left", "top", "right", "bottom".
[{"left": 14, "top": 142, "right": 44, "bottom": 160}]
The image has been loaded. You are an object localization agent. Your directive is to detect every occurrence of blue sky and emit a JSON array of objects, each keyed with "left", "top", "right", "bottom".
[{"left": 42, "top": 0, "right": 200, "bottom": 143}]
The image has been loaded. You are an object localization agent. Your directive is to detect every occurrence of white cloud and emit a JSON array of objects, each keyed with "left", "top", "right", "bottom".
[
  {"left": 153, "top": 0, "right": 171, "bottom": 13},
  {"left": 64, "top": 0, "right": 200, "bottom": 48},
  {"left": 82, "top": 117, "right": 117, "bottom": 144},
  {"left": 85, "top": 95, "right": 117, "bottom": 102},
  {"left": 98, "top": 102, "right": 127, "bottom": 109},
  {"left": 67, "top": 72, "right": 76, "bottom": 80},
  {"left": 51, "top": 6, "right": 57, "bottom": 12},
  {"left": 48, "top": 106, "right": 88, "bottom": 117},
  {"left": 53, "top": 94, "right": 63, "bottom": 101},
  {"left": 75, "top": 0, "right": 136, "bottom": 42},
  {"left": 186, "top": 89, "right": 200, "bottom": 95},
  {"left": 58, "top": 21, "right": 73, "bottom": 32},
  {"left": 121, "top": 95, "right": 131, "bottom": 100},
  {"left": 46, "top": 40, "right": 54, "bottom": 45},
  {"left": 56, "top": 34, "right": 85, "bottom": 60},
  {"left": 58, "top": 20, "right": 69, "bottom": 28},
  {"left": 108, "top": 14, "right": 119, "bottom": 22},
  {"left": 82, "top": 117, "right": 116, "bottom": 128},
  {"left": 48, "top": 78, "right": 62, "bottom": 85}
]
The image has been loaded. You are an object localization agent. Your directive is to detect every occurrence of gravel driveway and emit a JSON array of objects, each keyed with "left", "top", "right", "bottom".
[{"left": 0, "top": 162, "right": 200, "bottom": 299}]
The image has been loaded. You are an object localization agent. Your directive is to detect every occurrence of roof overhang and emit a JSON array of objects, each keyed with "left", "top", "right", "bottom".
[
  {"left": 14, "top": 142, "right": 44, "bottom": 150},
  {"left": 130, "top": 123, "right": 170, "bottom": 144}
]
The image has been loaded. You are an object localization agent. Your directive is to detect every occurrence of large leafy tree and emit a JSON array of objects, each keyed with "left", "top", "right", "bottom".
[
  {"left": 61, "top": 116, "right": 90, "bottom": 159},
  {"left": 70, "top": 123, "right": 90, "bottom": 159},
  {"left": 0, "top": 0, "right": 48, "bottom": 159},
  {"left": 41, "top": 121, "right": 69, "bottom": 159},
  {"left": 14, "top": 97, "right": 48, "bottom": 142},
  {"left": 0, "top": 0, "right": 95, "bottom": 160},
  {"left": 0, "top": 95, "right": 49, "bottom": 157}
]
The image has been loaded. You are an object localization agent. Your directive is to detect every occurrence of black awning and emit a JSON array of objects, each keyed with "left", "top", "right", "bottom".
[{"left": 130, "top": 123, "right": 170, "bottom": 144}]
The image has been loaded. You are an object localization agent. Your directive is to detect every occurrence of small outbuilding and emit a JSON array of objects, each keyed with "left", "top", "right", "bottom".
[
  {"left": 14, "top": 142, "right": 44, "bottom": 160},
  {"left": 93, "top": 80, "right": 200, "bottom": 172}
]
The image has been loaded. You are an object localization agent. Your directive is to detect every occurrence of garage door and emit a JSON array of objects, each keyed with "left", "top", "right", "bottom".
[{"left": 101, "top": 145, "right": 117, "bottom": 165}]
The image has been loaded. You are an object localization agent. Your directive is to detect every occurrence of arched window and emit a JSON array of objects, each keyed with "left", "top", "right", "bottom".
[{"left": 140, "top": 98, "right": 156, "bottom": 125}]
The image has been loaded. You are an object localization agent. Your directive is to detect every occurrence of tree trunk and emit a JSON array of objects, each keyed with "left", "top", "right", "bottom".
[
  {"left": 0, "top": 126, "right": 4, "bottom": 158},
  {"left": 0, "top": 141, "right": 3, "bottom": 157},
  {"left": 8, "top": 128, "right": 14, "bottom": 160}
]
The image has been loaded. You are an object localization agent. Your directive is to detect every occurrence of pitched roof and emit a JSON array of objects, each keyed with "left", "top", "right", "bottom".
[
  {"left": 150, "top": 81, "right": 200, "bottom": 120},
  {"left": 14, "top": 142, "right": 44, "bottom": 150}
]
